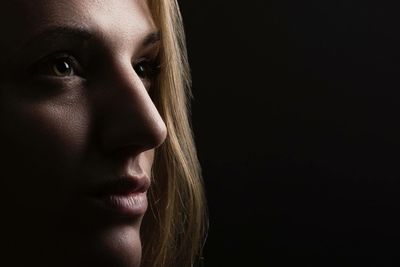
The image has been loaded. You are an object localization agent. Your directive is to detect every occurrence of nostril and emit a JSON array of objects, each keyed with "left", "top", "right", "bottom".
[
  {"left": 152, "top": 119, "right": 168, "bottom": 148},
  {"left": 99, "top": 105, "right": 167, "bottom": 154},
  {"left": 138, "top": 114, "right": 167, "bottom": 151}
]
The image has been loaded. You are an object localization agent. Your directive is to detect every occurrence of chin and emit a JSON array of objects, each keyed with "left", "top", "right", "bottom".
[{"left": 56, "top": 224, "right": 143, "bottom": 267}]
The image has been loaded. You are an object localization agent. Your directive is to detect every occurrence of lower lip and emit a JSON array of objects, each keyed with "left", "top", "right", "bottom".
[{"left": 90, "top": 192, "right": 148, "bottom": 218}]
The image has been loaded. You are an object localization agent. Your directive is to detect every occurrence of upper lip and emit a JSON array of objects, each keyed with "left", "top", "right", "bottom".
[{"left": 87, "top": 174, "right": 150, "bottom": 197}]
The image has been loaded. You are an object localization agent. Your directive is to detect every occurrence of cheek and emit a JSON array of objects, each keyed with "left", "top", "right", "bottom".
[
  {"left": 0, "top": 97, "right": 90, "bottom": 207},
  {"left": 139, "top": 149, "right": 155, "bottom": 175},
  {"left": 3, "top": 103, "right": 88, "bottom": 165}
]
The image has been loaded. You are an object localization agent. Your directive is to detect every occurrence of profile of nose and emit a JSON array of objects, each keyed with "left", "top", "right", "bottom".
[{"left": 95, "top": 60, "right": 167, "bottom": 155}]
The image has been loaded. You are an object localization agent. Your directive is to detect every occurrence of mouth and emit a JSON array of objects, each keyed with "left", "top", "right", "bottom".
[{"left": 85, "top": 175, "right": 150, "bottom": 219}]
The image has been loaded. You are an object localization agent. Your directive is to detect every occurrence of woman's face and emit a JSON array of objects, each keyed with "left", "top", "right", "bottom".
[{"left": 0, "top": 0, "right": 166, "bottom": 266}]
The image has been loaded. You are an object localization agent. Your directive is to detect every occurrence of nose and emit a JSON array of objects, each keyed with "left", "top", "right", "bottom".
[{"left": 94, "top": 60, "right": 167, "bottom": 155}]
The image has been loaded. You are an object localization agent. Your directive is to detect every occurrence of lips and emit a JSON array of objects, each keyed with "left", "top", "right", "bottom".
[
  {"left": 91, "top": 177, "right": 150, "bottom": 197},
  {"left": 85, "top": 175, "right": 150, "bottom": 218}
]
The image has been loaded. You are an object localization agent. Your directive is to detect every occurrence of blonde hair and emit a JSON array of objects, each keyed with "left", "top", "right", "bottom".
[{"left": 140, "top": 0, "right": 208, "bottom": 266}]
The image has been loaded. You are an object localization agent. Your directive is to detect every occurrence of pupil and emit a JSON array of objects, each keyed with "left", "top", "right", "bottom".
[
  {"left": 138, "top": 65, "right": 144, "bottom": 74},
  {"left": 55, "top": 60, "right": 70, "bottom": 75},
  {"left": 136, "top": 64, "right": 146, "bottom": 77}
]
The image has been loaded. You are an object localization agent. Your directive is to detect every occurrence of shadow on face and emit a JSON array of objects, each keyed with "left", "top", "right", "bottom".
[{"left": 0, "top": 1, "right": 167, "bottom": 266}]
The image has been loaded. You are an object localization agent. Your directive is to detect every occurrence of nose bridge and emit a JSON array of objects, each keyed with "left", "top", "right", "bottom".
[{"left": 97, "top": 61, "right": 167, "bottom": 153}]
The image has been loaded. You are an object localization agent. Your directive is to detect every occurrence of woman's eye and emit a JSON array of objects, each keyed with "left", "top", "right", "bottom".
[
  {"left": 52, "top": 57, "right": 74, "bottom": 77},
  {"left": 31, "top": 54, "right": 83, "bottom": 78},
  {"left": 133, "top": 60, "right": 159, "bottom": 80}
]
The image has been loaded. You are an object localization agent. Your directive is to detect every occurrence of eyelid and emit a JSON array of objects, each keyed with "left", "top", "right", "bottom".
[{"left": 133, "top": 55, "right": 160, "bottom": 65}]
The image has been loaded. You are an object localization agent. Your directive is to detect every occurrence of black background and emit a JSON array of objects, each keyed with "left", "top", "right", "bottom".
[{"left": 180, "top": 1, "right": 400, "bottom": 266}]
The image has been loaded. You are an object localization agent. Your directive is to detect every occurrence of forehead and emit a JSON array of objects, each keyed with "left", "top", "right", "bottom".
[{"left": 0, "top": 0, "right": 155, "bottom": 55}]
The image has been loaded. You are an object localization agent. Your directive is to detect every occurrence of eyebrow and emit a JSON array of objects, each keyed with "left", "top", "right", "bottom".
[
  {"left": 11, "top": 26, "right": 160, "bottom": 62},
  {"left": 25, "top": 25, "right": 160, "bottom": 44},
  {"left": 20, "top": 25, "right": 93, "bottom": 50},
  {"left": 143, "top": 31, "right": 161, "bottom": 46}
]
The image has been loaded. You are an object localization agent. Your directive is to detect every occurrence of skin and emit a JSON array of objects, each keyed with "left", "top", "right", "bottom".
[{"left": 0, "top": 0, "right": 167, "bottom": 266}]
